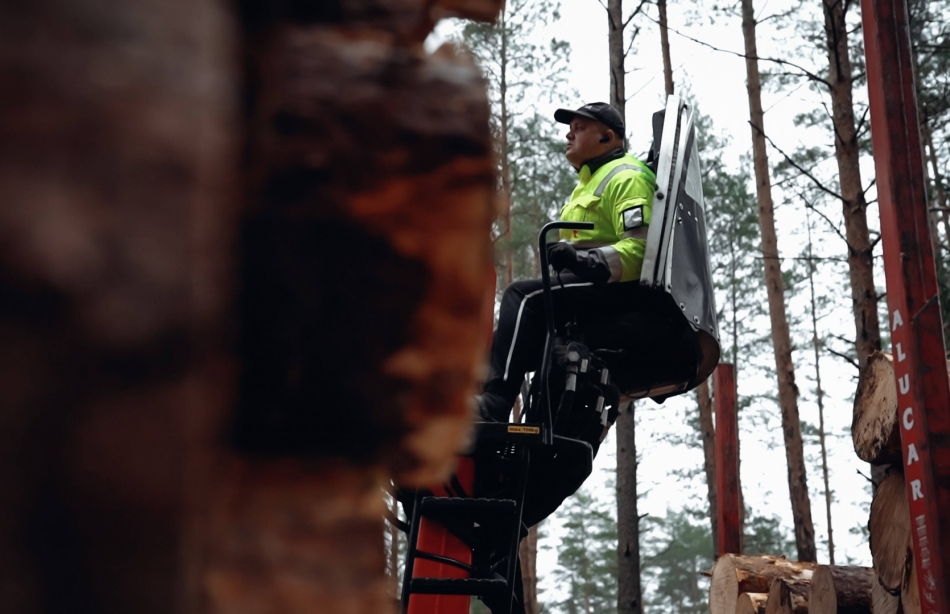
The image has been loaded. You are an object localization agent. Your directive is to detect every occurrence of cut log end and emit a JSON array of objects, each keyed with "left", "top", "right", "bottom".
[
  {"left": 809, "top": 565, "right": 873, "bottom": 614},
  {"left": 852, "top": 351, "right": 901, "bottom": 465},
  {"left": 869, "top": 471, "right": 910, "bottom": 592},
  {"left": 710, "top": 556, "right": 741, "bottom": 614}
]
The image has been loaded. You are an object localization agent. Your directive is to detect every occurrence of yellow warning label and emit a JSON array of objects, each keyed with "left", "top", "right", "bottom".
[{"left": 507, "top": 425, "right": 540, "bottom": 435}]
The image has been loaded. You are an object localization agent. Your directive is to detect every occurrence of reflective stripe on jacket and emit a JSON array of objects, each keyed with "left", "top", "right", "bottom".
[{"left": 558, "top": 153, "right": 656, "bottom": 283}]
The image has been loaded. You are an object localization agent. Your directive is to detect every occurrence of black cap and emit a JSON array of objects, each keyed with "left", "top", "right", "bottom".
[{"left": 554, "top": 102, "right": 625, "bottom": 137}]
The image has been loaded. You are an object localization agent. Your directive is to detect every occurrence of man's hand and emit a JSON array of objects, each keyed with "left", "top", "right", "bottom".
[
  {"left": 547, "top": 241, "right": 579, "bottom": 273},
  {"left": 547, "top": 241, "right": 612, "bottom": 284}
]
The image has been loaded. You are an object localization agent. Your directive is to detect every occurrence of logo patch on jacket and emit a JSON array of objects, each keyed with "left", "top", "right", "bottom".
[{"left": 622, "top": 206, "right": 644, "bottom": 230}]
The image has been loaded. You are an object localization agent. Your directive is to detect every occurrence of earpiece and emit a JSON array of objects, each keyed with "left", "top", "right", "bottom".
[{"left": 599, "top": 134, "right": 611, "bottom": 143}]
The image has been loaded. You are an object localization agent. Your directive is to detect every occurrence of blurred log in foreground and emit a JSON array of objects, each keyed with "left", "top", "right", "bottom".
[
  {"left": 0, "top": 0, "right": 237, "bottom": 610},
  {"left": 0, "top": 0, "right": 501, "bottom": 611},
  {"left": 709, "top": 554, "right": 818, "bottom": 614}
]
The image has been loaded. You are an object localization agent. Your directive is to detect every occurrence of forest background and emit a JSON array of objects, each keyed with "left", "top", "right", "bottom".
[{"left": 401, "top": 0, "right": 948, "bottom": 609}]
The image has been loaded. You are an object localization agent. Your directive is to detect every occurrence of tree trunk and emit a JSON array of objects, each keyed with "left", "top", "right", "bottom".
[
  {"left": 871, "top": 575, "right": 901, "bottom": 614},
  {"left": 519, "top": 525, "right": 540, "bottom": 614},
  {"left": 738, "top": 592, "right": 769, "bottom": 614},
  {"left": 739, "top": 0, "right": 816, "bottom": 563},
  {"left": 498, "top": 7, "right": 514, "bottom": 287},
  {"left": 869, "top": 471, "right": 911, "bottom": 593},
  {"left": 821, "top": 0, "right": 882, "bottom": 366},
  {"left": 807, "top": 217, "right": 835, "bottom": 564},
  {"left": 765, "top": 579, "right": 810, "bottom": 614},
  {"left": 709, "top": 555, "right": 818, "bottom": 614},
  {"left": 617, "top": 401, "right": 643, "bottom": 614},
  {"left": 608, "top": 2, "right": 642, "bottom": 611},
  {"left": 608, "top": 0, "right": 626, "bottom": 126},
  {"left": 809, "top": 565, "right": 873, "bottom": 614},
  {"left": 658, "top": 0, "right": 675, "bottom": 96},
  {"left": 852, "top": 351, "right": 903, "bottom": 465},
  {"left": 698, "top": 378, "right": 720, "bottom": 555}
]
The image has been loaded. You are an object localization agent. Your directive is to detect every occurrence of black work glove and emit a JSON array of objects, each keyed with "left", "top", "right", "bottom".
[
  {"left": 547, "top": 241, "right": 579, "bottom": 273},
  {"left": 547, "top": 242, "right": 612, "bottom": 284}
]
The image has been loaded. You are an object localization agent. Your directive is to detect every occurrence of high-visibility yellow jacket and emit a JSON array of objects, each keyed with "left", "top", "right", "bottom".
[{"left": 558, "top": 152, "right": 656, "bottom": 283}]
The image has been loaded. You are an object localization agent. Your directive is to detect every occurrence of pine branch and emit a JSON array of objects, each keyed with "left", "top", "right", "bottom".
[
  {"left": 798, "top": 193, "right": 849, "bottom": 244},
  {"left": 825, "top": 345, "right": 859, "bottom": 370},
  {"left": 753, "top": 123, "right": 844, "bottom": 201},
  {"left": 641, "top": 13, "right": 831, "bottom": 87},
  {"left": 623, "top": 0, "right": 650, "bottom": 29}
]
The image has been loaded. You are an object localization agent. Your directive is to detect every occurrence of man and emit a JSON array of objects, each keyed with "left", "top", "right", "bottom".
[{"left": 479, "top": 102, "right": 657, "bottom": 421}]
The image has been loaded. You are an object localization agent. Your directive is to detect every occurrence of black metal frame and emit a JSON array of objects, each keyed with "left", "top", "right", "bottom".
[
  {"left": 536, "top": 221, "right": 594, "bottom": 444},
  {"left": 397, "top": 222, "right": 594, "bottom": 614}
]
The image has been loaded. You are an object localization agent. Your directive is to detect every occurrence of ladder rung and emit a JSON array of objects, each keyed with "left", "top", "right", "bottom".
[{"left": 410, "top": 577, "right": 508, "bottom": 597}]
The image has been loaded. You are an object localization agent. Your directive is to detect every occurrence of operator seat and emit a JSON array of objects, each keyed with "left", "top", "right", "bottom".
[{"left": 578, "top": 94, "right": 720, "bottom": 402}]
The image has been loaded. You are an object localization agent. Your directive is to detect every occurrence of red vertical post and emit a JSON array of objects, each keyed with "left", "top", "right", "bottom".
[
  {"left": 863, "top": 0, "right": 950, "bottom": 608},
  {"left": 715, "top": 364, "right": 741, "bottom": 556}
]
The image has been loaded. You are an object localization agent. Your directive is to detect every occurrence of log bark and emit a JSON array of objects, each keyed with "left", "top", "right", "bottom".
[
  {"left": 766, "top": 579, "right": 810, "bottom": 614},
  {"left": 0, "top": 0, "right": 236, "bottom": 610},
  {"left": 740, "top": 0, "right": 816, "bottom": 562},
  {"left": 871, "top": 575, "right": 901, "bottom": 614},
  {"left": 901, "top": 552, "right": 919, "bottom": 614},
  {"left": 220, "top": 3, "right": 501, "bottom": 611},
  {"left": 0, "top": 0, "right": 501, "bottom": 612},
  {"left": 738, "top": 593, "right": 769, "bottom": 614},
  {"left": 808, "top": 565, "right": 873, "bottom": 614},
  {"left": 710, "top": 555, "right": 818, "bottom": 614},
  {"left": 869, "top": 471, "right": 911, "bottom": 593},
  {"left": 852, "top": 352, "right": 901, "bottom": 465}
]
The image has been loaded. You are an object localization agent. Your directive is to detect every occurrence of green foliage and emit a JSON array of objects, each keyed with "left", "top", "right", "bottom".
[
  {"left": 551, "top": 489, "right": 618, "bottom": 614},
  {"left": 700, "top": 119, "right": 768, "bottom": 373},
  {"left": 744, "top": 509, "right": 796, "bottom": 558},
  {"left": 641, "top": 508, "right": 713, "bottom": 614},
  {"left": 454, "top": 0, "right": 577, "bottom": 285}
]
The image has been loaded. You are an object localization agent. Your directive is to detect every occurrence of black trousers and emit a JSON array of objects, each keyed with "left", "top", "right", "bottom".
[{"left": 484, "top": 272, "right": 641, "bottom": 416}]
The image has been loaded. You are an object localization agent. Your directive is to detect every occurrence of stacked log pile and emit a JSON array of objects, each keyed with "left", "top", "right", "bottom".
[
  {"left": 708, "top": 555, "right": 874, "bottom": 614},
  {"left": 851, "top": 350, "right": 940, "bottom": 613},
  {"left": 705, "top": 350, "right": 934, "bottom": 614}
]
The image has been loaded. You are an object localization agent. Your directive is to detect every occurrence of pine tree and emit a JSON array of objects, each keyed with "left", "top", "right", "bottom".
[
  {"left": 642, "top": 508, "right": 714, "bottom": 613},
  {"left": 740, "top": 0, "right": 817, "bottom": 562},
  {"left": 456, "top": 0, "right": 573, "bottom": 288},
  {"left": 552, "top": 489, "right": 619, "bottom": 614}
]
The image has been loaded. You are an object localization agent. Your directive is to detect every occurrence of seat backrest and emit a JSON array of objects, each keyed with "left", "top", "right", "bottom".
[{"left": 584, "top": 95, "right": 721, "bottom": 400}]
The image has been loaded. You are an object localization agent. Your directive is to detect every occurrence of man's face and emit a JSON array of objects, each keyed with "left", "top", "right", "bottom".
[{"left": 565, "top": 116, "right": 612, "bottom": 168}]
